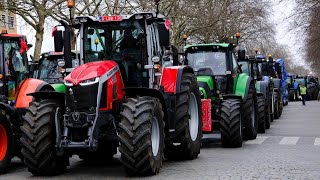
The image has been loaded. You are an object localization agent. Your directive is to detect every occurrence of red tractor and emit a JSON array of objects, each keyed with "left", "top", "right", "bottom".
[
  {"left": 0, "top": 29, "right": 53, "bottom": 174},
  {"left": 20, "top": 3, "right": 202, "bottom": 176}
]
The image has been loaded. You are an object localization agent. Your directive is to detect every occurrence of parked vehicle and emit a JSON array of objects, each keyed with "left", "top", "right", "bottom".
[
  {"left": 183, "top": 42, "right": 258, "bottom": 148},
  {"left": 238, "top": 54, "right": 270, "bottom": 133},
  {"left": 20, "top": 5, "right": 202, "bottom": 176},
  {"left": 275, "top": 59, "right": 289, "bottom": 106}
]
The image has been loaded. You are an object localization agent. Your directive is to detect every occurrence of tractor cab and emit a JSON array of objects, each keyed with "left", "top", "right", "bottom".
[
  {"left": 238, "top": 55, "right": 262, "bottom": 81},
  {"left": 0, "top": 32, "right": 30, "bottom": 102},
  {"left": 184, "top": 43, "right": 240, "bottom": 98},
  {"left": 33, "top": 51, "right": 80, "bottom": 84},
  {"left": 294, "top": 76, "right": 307, "bottom": 87},
  {"left": 71, "top": 13, "right": 171, "bottom": 88}
]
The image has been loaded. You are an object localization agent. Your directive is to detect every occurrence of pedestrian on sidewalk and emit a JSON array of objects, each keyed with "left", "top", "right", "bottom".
[{"left": 299, "top": 84, "right": 307, "bottom": 105}]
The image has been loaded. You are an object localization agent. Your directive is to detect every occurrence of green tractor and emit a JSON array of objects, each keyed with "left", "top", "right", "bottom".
[
  {"left": 257, "top": 55, "right": 283, "bottom": 119},
  {"left": 184, "top": 43, "right": 258, "bottom": 147},
  {"left": 32, "top": 50, "right": 80, "bottom": 92},
  {"left": 238, "top": 54, "right": 270, "bottom": 133}
]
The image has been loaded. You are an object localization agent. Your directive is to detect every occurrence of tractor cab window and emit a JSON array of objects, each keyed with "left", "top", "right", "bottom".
[
  {"left": 238, "top": 61, "right": 249, "bottom": 74},
  {"left": 84, "top": 20, "right": 147, "bottom": 87},
  {"left": 187, "top": 51, "right": 227, "bottom": 75},
  {"left": 1, "top": 39, "right": 28, "bottom": 100},
  {"left": 37, "top": 55, "right": 63, "bottom": 83},
  {"left": 295, "top": 78, "right": 306, "bottom": 86}
]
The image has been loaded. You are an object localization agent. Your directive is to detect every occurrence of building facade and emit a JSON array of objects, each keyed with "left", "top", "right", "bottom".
[{"left": 0, "top": 1, "right": 17, "bottom": 34}]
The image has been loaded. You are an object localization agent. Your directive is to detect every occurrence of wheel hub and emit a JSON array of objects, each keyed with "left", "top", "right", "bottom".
[
  {"left": 189, "top": 93, "right": 199, "bottom": 141},
  {"left": 0, "top": 124, "right": 8, "bottom": 161},
  {"left": 151, "top": 117, "right": 160, "bottom": 156}
]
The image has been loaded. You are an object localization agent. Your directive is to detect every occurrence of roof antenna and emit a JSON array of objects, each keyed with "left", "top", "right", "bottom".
[{"left": 155, "top": 0, "right": 160, "bottom": 16}]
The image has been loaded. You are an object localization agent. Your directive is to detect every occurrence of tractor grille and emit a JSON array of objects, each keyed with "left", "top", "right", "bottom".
[{"left": 66, "top": 83, "right": 99, "bottom": 111}]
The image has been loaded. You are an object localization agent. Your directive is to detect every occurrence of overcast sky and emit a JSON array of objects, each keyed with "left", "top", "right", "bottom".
[
  {"left": 272, "top": 0, "right": 310, "bottom": 70},
  {"left": 18, "top": 0, "right": 307, "bottom": 69}
]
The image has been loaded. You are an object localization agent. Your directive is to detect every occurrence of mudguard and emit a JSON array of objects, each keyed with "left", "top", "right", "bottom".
[
  {"left": 51, "top": 83, "right": 66, "bottom": 93},
  {"left": 15, "top": 79, "right": 54, "bottom": 108},
  {"left": 234, "top": 73, "right": 252, "bottom": 102},
  {"left": 160, "top": 65, "right": 194, "bottom": 94}
]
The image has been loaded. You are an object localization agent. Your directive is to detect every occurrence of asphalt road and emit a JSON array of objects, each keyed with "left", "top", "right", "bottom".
[{"left": 2, "top": 101, "right": 320, "bottom": 179}]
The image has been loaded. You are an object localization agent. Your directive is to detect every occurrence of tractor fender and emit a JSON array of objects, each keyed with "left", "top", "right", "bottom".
[
  {"left": 27, "top": 91, "right": 65, "bottom": 104},
  {"left": 15, "top": 78, "right": 54, "bottom": 108},
  {"left": 160, "top": 65, "right": 194, "bottom": 94},
  {"left": 234, "top": 73, "right": 253, "bottom": 102},
  {"left": 123, "top": 87, "right": 170, "bottom": 130},
  {"left": 223, "top": 94, "right": 242, "bottom": 101}
]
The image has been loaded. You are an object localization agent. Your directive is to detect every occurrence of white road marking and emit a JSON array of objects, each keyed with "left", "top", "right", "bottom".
[
  {"left": 245, "top": 136, "right": 269, "bottom": 144},
  {"left": 279, "top": 137, "right": 300, "bottom": 145},
  {"left": 314, "top": 138, "right": 320, "bottom": 146}
]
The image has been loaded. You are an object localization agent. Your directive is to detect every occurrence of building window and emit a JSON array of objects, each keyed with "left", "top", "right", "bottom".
[
  {"left": 9, "top": 16, "right": 14, "bottom": 28},
  {"left": 1, "top": 15, "right": 5, "bottom": 27}
]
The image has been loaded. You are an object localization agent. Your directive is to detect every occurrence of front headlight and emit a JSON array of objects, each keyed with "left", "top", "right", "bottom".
[
  {"left": 64, "top": 80, "right": 73, "bottom": 86},
  {"left": 79, "top": 77, "right": 99, "bottom": 86}
]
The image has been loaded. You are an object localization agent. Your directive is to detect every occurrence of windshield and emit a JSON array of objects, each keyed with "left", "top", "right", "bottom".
[
  {"left": 187, "top": 51, "right": 227, "bottom": 75},
  {"left": 37, "top": 53, "right": 79, "bottom": 83},
  {"left": 239, "top": 61, "right": 249, "bottom": 75},
  {"left": 38, "top": 56, "right": 62, "bottom": 83},
  {"left": 84, "top": 20, "right": 145, "bottom": 63},
  {"left": 3, "top": 40, "right": 28, "bottom": 83},
  {"left": 295, "top": 78, "right": 305, "bottom": 85}
]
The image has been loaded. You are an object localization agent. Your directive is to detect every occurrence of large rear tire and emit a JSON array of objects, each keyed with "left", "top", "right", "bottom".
[
  {"left": 164, "top": 73, "right": 202, "bottom": 160},
  {"left": 119, "top": 97, "right": 164, "bottom": 176},
  {"left": 0, "top": 114, "right": 14, "bottom": 174},
  {"left": 289, "top": 89, "right": 294, "bottom": 101},
  {"left": 243, "top": 84, "right": 258, "bottom": 140},
  {"left": 274, "top": 92, "right": 280, "bottom": 119},
  {"left": 220, "top": 99, "right": 242, "bottom": 148},
  {"left": 21, "top": 99, "right": 68, "bottom": 176},
  {"left": 257, "top": 97, "right": 266, "bottom": 133}
]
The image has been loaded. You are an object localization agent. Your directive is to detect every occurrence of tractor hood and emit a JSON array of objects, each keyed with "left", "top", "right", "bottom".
[{"left": 65, "top": 60, "right": 119, "bottom": 85}]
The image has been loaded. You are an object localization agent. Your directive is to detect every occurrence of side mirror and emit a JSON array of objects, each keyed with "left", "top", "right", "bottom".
[
  {"left": 88, "top": 29, "right": 95, "bottom": 35},
  {"left": 53, "top": 30, "right": 64, "bottom": 52},
  {"left": 158, "top": 23, "right": 170, "bottom": 47},
  {"left": 237, "top": 49, "right": 245, "bottom": 61},
  {"left": 27, "top": 44, "right": 33, "bottom": 49}
]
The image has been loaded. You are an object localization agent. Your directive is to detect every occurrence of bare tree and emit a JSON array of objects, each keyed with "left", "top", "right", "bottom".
[{"left": 7, "top": 0, "right": 65, "bottom": 60}]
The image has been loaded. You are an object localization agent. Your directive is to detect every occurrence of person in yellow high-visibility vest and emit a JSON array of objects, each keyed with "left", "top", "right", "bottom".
[{"left": 299, "top": 84, "right": 307, "bottom": 105}]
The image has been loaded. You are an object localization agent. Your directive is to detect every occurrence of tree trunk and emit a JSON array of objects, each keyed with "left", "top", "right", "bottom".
[{"left": 33, "top": 21, "right": 45, "bottom": 61}]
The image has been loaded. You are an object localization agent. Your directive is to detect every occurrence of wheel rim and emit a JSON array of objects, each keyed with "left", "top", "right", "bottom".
[
  {"left": 0, "top": 124, "right": 8, "bottom": 161},
  {"left": 151, "top": 117, "right": 160, "bottom": 156},
  {"left": 189, "top": 93, "right": 199, "bottom": 141}
]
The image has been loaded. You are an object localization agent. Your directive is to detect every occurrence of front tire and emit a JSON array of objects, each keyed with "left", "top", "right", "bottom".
[
  {"left": 119, "top": 97, "right": 164, "bottom": 176},
  {"left": 164, "top": 73, "right": 202, "bottom": 160},
  {"left": 220, "top": 99, "right": 242, "bottom": 148},
  {"left": 21, "top": 99, "right": 68, "bottom": 176},
  {"left": 243, "top": 84, "right": 258, "bottom": 140},
  {"left": 257, "top": 97, "right": 266, "bottom": 133},
  {"left": 0, "top": 114, "right": 14, "bottom": 174}
]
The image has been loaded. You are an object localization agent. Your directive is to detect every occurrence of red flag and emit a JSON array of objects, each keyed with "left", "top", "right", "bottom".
[
  {"left": 20, "top": 38, "right": 28, "bottom": 54},
  {"left": 52, "top": 26, "right": 57, "bottom": 37}
]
